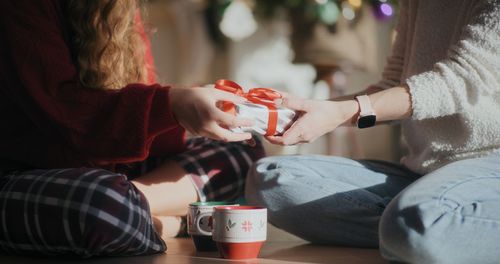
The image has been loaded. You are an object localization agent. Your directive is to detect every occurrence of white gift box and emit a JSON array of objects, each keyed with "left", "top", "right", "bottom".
[{"left": 229, "top": 102, "right": 296, "bottom": 136}]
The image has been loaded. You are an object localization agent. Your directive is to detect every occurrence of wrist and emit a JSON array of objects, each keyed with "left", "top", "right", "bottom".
[
  {"left": 169, "top": 87, "right": 190, "bottom": 125},
  {"left": 335, "top": 100, "right": 359, "bottom": 126}
]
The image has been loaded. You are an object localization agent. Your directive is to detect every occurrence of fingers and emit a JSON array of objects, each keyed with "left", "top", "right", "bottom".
[
  {"left": 265, "top": 114, "right": 308, "bottom": 145},
  {"left": 281, "top": 120, "right": 303, "bottom": 145},
  {"left": 281, "top": 118, "right": 316, "bottom": 145},
  {"left": 214, "top": 111, "right": 254, "bottom": 128},
  {"left": 273, "top": 91, "right": 291, "bottom": 105},
  {"left": 265, "top": 136, "right": 285, "bottom": 145},
  {"left": 212, "top": 89, "right": 246, "bottom": 104},
  {"left": 281, "top": 97, "right": 309, "bottom": 111},
  {"left": 206, "top": 123, "right": 252, "bottom": 142}
]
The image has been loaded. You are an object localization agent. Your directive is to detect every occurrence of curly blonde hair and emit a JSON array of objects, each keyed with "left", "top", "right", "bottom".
[{"left": 67, "top": 0, "right": 149, "bottom": 89}]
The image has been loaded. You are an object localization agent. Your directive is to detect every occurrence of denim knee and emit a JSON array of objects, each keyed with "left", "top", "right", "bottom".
[
  {"left": 245, "top": 156, "right": 288, "bottom": 209},
  {"left": 379, "top": 190, "right": 440, "bottom": 263},
  {"left": 245, "top": 155, "right": 386, "bottom": 246},
  {"left": 246, "top": 156, "right": 315, "bottom": 219},
  {"left": 245, "top": 156, "right": 312, "bottom": 238},
  {"left": 379, "top": 180, "right": 475, "bottom": 264}
]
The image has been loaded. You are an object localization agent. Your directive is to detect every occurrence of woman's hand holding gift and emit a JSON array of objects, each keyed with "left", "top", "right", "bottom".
[
  {"left": 267, "top": 96, "right": 359, "bottom": 146},
  {"left": 170, "top": 86, "right": 255, "bottom": 142}
]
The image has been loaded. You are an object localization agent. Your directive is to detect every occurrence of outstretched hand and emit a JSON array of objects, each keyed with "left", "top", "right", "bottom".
[
  {"left": 266, "top": 96, "right": 358, "bottom": 146},
  {"left": 170, "top": 86, "right": 254, "bottom": 142}
]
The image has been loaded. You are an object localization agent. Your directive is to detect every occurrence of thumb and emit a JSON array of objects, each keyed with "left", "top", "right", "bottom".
[
  {"left": 212, "top": 89, "right": 246, "bottom": 104},
  {"left": 282, "top": 97, "right": 309, "bottom": 111}
]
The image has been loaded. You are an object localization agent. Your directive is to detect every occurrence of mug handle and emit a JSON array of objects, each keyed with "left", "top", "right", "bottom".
[{"left": 195, "top": 211, "right": 213, "bottom": 236}]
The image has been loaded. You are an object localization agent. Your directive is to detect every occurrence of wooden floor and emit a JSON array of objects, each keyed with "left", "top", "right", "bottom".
[
  {"left": 0, "top": 238, "right": 387, "bottom": 264},
  {"left": 0, "top": 225, "right": 387, "bottom": 264}
]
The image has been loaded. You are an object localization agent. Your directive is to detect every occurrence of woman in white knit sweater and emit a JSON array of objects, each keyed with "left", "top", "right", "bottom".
[{"left": 246, "top": 0, "right": 500, "bottom": 263}]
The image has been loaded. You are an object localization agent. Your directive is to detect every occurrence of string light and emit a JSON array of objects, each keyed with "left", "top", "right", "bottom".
[
  {"left": 219, "top": 0, "right": 257, "bottom": 41},
  {"left": 372, "top": 0, "right": 394, "bottom": 20},
  {"left": 347, "top": 0, "right": 362, "bottom": 9},
  {"left": 341, "top": 2, "right": 356, "bottom": 21},
  {"left": 379, "top": 3, "right": 393, "bottom": 16},
  {"left": 318, "top": 1, "right": 340, "bottom": 25}
]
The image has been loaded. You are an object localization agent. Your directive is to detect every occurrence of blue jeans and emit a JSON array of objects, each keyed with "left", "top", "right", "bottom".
[{"left": 245, "top": 153, "right": 500, "bottom": 264}]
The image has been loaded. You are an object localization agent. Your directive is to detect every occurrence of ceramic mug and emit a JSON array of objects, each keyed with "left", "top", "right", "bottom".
[
  {"left": 212, "top": 206, "right": 267, "bottom": 259},
  {"left": 187, "top": 201, "right": 236, "bottom": 251}
]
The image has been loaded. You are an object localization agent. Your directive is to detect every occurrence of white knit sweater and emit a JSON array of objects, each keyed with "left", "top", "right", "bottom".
[{"left": 375, "top": 0, "right": 500, "bottom": 174}]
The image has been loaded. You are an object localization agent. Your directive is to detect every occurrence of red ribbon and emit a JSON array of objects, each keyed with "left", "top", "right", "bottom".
[{"left": 215, "top": 79, "right": 282, "bottom": 136}]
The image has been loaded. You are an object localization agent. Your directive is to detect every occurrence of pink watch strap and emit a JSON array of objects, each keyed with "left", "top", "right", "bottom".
[{"left": 355, "top": 95, "right": 375, "bottom": 116}]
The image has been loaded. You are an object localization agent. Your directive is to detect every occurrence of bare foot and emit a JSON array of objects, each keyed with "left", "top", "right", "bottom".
[{"left": 153, "top": 215, "right": 183, "bottom": 239}]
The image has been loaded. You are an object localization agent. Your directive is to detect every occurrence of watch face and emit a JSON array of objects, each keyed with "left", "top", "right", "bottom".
[{"left": 358, "top": 115, "right": 376, "bottom": 129}]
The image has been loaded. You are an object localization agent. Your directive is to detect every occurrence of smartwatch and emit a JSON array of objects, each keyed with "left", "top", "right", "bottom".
[{"left": 354, "top": 95, "right": 376, "bottom": 129}]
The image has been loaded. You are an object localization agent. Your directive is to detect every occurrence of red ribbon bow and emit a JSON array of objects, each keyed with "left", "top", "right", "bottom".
[{"left": 215, "top": 79, "right": 282, "bottom": 136}]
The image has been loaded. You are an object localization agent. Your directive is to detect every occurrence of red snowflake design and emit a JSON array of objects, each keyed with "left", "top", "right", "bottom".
[{"left": 241, "top": 220, "right": 253, "bottom": 232}]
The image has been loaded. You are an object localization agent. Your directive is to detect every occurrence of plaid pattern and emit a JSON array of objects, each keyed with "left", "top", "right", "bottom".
[
  {"left": 0, "top": 137, "right": 264, "bottom": 257},
  {"left": 174, "top": 137, "right": 264, "bottom": 202}
]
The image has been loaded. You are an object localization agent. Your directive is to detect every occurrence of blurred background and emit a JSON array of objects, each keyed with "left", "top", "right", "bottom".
[{"left": 143, "top": 0, "right": 402, "bottom": 162}]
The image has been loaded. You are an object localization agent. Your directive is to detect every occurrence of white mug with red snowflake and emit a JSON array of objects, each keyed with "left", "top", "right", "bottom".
[{"left": 212, "top": 206, "right": 267, "bottom": 259}]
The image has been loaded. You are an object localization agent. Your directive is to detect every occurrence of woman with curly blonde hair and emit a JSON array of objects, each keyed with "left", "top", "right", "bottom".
[{"left": 0, "top": 0, "right": 264, "bottom": 257}]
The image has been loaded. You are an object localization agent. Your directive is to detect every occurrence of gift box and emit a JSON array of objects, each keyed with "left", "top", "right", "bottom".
[
  {"left": 229, "top": 101, "right": 296, "bottom": 136},
  {"left": 215, "top": 80, "right": 297, "bottom": 136}
]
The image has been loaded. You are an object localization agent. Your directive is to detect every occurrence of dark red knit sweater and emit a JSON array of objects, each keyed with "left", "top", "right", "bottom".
[{"left": 0, "top": 0, "right": 186, "bottom": 170}]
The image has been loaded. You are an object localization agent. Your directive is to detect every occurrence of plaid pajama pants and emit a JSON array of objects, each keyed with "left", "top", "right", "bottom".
[{"left": 0, "top": 137, "right": 264, "bottom": 257}]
